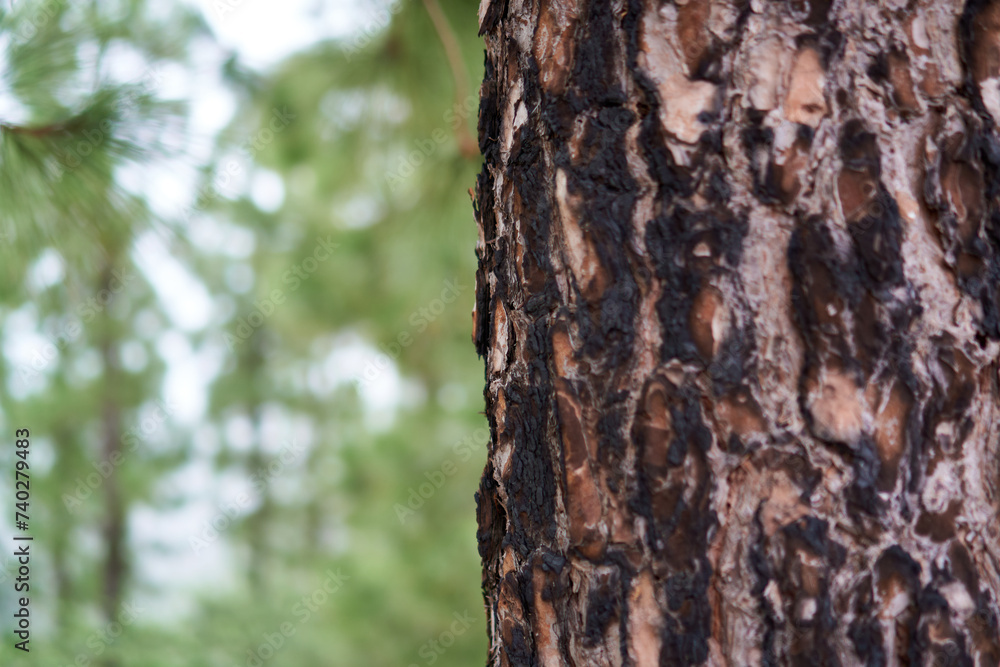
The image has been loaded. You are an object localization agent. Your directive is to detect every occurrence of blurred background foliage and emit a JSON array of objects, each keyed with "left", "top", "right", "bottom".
[{"left": 0, "top": 0, "right": 486, "bottom": 665}]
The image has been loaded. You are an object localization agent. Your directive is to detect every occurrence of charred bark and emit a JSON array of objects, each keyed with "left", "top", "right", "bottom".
[{"left": 473, "top": 0, "right": 1000, "bottom": 664}]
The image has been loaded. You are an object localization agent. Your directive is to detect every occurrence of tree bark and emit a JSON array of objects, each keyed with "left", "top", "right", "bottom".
[{"left": 472, "top": 0, "right": 1000, "bottom": 665}]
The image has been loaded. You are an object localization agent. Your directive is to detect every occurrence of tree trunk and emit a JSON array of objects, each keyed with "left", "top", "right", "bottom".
[
  {"left": 472, "top": 0, "right": 1000, "bottom": 665},
  {"left": 98, "top": 261, "right": 127, "bottom": 629}
]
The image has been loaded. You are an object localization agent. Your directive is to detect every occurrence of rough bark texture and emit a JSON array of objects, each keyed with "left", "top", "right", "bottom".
[{"left": 472, "top": 0, "right": 1000, "bottom": 664}]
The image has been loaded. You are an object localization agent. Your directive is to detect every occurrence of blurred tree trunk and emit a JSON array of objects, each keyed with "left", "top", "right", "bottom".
[
  {"left": 472, "top": 0, "right": 1000, "bottom": 664},
  {"left": 52, "top": 424, "right": 76, "bottom": 630},
  {"left": 245, "top": 334, "right": 271, "bottom": 594},
  {"left": 98, "top": 260, "right": 127, "bottom": 630}
]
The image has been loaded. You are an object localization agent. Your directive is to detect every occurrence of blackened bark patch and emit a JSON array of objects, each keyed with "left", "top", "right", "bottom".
[
  {"left": 973, "top": 125, "right": 1000, "bottom": 340},
  {"left": 647, "top": 206, "right": 748, "bottom": 364},
  {"left": 479, "top": 49, "right": 501, "bottom": 164},
  {"left": 868, "top": 51, "right": 890, "bottom": 83},
  {"left": 838, "top": 121, "right": 905, "bottom": 289},
  {"left": 623, "top": 0, "right": 695, "bottom": 204},
  {"left": 849, "top": 618, "right": 886, "bottom": 666},
  {"left": 511, "top": 129, "right": 556, "bottom": 294},
  {"left": 478, "top": 0, "right": 507, "bottom": 36},
  {"left": 505, "top": 321, "right": 559, "bottom": 557},
  {"left": 474, "top": 167, "right": 495, "bottom": 358},
  {"left": 569, "top": 2, "right": 627, "bottom": 110},
  {"left": 790, "top": 0, "right": 833, "bottom": 28},
  {"left": 959, "top": 0, "right": 1000, "bottom": 121},
  {"left": 778, "top": 517, "right": 845, "bottom": 664},
  {"left": 749, "top": 516, "right": 780, "bottom": 666},
  {"left": 505, "top": 624, "right": 534, "bottom": 667},
  {"left": 916, "top": 585, "right": 974, "bottom": 665},
  {"left": 638, "top": 96, "right": 694, "bottom": 200},
  {"left": 561, "top": 107, "right": 640, "bottom": 364},
  {"left": 788, "top": 217, "right": 858, "bottom": 351},
  {"left": 710, "top": 321, "right": 755, "bottom": 395},
  {"left": 741, "top": 117, "right": 781, "bottom": 204},
  {"left": 596, "top": 396, "right": 628, "bottom": 494},
  {"left": 839, "top": 120, "right": 880, "bottom": 176},
  {"left": 584, "top": 570, "right": 623, "bottom": 647},
  {"left": 787, "top": 207, "right": 914, "bottom": 510},
  {"left": 476, "top": 460, "right": 507, "bottom": 564},
  {"left": 629, "top": 375, "right": 715, "bottom": 665},
  {"left": 659, "top": 564, "right": 712, "bottom": 666},
  {"left": 782, "top": 516, "right": 845, "bottom": 564},
  {"left": 949, "top": 542, "right": 980, "bottom": 595},
  {"left": 845, "top": 436, "right": 884, "bottom": 519},
  {"left": 850, "top": 189, "right": 905, "bottom": 289},
  {"left": 924, "top": 108, "right": 1000, "bottom": 340},
  {"left": 849, "top": 575, "right": 886, "bottom": 667}
]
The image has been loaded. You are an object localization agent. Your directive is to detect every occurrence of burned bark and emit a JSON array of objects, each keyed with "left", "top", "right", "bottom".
[{"left": 473, "top": 0, "right": 1000, "bottom": 665}]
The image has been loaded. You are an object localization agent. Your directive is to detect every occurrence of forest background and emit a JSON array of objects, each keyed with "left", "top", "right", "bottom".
[{"left": 0, "top": 0, "right": 487, "bottom": 665}]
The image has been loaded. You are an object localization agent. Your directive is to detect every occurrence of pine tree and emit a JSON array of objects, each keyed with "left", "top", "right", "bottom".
[{"left": 474, "top": 1, "right": 1000, "bottom": 664}]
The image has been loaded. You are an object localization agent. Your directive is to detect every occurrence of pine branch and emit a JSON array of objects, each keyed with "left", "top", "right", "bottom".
[{"left": 421, "top": 0, "right": 477, "bottom": 159}]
